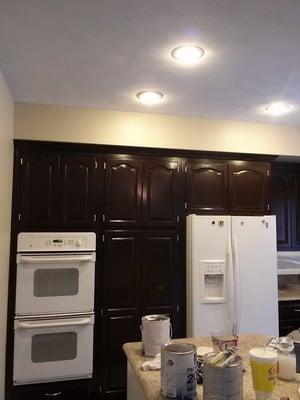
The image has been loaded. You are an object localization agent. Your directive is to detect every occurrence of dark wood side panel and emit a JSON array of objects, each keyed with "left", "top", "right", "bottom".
[
  {"left": 292, "top": 172, "right": 300, "bottom": 248},
  {"left": 229, "top": 161, "right": 270, "bottom": 215},
  {"left": 60, "top": 153, "right": 96, "bottom": 225},
  {"left": 270, "top": 169, "right": 291, "bottom": 248},
  {"left": 18, "top": 151, "right": 59, "bottom": 226},
  {"left": 104, "top": 155, "right": 142, "bottom": 227},
  {"left": 186, "top": 160, "right": 228, "bottom": 214},
  {"left": 142, "top": 158, "right": 182, "bottom": 226}
]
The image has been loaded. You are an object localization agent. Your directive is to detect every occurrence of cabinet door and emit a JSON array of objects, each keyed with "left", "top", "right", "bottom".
[
  {"left": 186, "top": 160, "right": 228, "bottom": 214},
  {"left": 18, "top": 151, "right": 59, "bottom": 226},
  {"left": 291, "top": 172, "right": 300, "bottom": 248},
  {"left": 101, "top": 231, "right": 141, "bottom": 395},
  {"left": 229, "top": 161, "right": 270, "bottom": 215},
  {"left": 60, "top": 153, "right": 96, "bottom": 225},
  {"left": 270, "top": 169, "right": 291, "bottom": 249},
  {"left": 142, "top": 158, "right": 182, "bottom": 226},
  {"left": 141, "top": 231, "right": 179, "bottom": 327},
  {"left": 104, "top": 156, "right": 142, "bottom": 227}
]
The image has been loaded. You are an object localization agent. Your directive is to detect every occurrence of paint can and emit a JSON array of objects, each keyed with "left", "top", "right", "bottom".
[
  {"left": 141, "top": 314, "right": 172, "bottom": 357},
  {"left": 203, "top": 352, "right": 243, "bottom": 400},
  {"left": 161, "top": 342, "right": 197, "bottom": 399}
]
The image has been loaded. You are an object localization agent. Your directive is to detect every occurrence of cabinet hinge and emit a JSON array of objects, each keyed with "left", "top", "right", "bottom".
[
  {"left": 184, "top": 166, "right": 187, "bottom": 173},
  {"left": 95, "top": 161, "right": 98, "bottom": 168},
  {"left": 176, "top": 304, "right": 180, "bottom": 313},
  {"left": 99, "top": 385, "right": 102, "bottom": 393},
  {"left": 184, "top": 202, "right": 188, "bottom": 210},
  {"left": 20, "top": 157, "right": 23, "bottom": 166},
  {"left": 267, "top": 203, "right": 270, "bottom": 211},
  {"left": 93, "top": 214, "right": 97, "bottom": 222},
  {"left": 100, "top": 309, "right": 104, "bottom": 317},
  {"left": 103, "top": 162, "right": 106, "bottom": 170},
  {"left": 177, "top": 166, "right": 180, "bottom": 173},
  {"left": 102, "top": 234, "right": 105, "bottom": 242},
  {"left": 18, "top": 213, "right": 21, "bottom": 221},
  {"left": 176, "top": 215, "right": 180, "bottom": 223},
  {"left": 267, "top": 169, "right": 270, "bottom": 176},
  {"left": 177, "top": 234, "right": 180, "bottom": 242},
  {"left": 102, "top": 214, "right": 105, "bottom": 222}
]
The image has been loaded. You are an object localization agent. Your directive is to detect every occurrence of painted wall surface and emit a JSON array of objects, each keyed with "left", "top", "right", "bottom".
[
  {"left": 15, "top": 102, "right": 300, "bottom": 156},
  {"left": 0, "top": 70, "right": 13, "bottom": 399}
]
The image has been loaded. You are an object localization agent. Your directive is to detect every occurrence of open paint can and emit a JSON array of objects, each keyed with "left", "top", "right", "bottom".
[{"left": 141, "top": 314, "right": 172, "bottom": 357}]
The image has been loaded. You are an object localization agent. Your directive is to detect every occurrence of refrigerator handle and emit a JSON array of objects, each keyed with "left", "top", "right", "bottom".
[
  {"left": 227, "top": 227, "right": 235, "bottom": 334},
  {"left": 231, "top": 225, "right": 239, "bottom": 334}
]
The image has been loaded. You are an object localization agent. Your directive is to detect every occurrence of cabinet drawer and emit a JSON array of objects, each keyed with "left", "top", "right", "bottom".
[
  {"left": 14, "top": 382, "right": 89, "bottom": 400},
  {"left": 279, "top": 301, "right": 300, "bottom": 320}
]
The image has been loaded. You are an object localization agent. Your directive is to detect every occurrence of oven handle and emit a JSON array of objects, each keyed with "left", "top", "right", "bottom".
[
  {"left": 18, "top": 254, "right": 93, "bottom": 264},
  {"left": 16, "top": 317, "right": 94, "bottom": 330}
]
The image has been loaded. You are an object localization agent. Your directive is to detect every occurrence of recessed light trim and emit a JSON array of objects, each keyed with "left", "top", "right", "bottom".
[
  {"left": 265, "top": 102, "right": 291, "bottom": 115},
  {"left": 171, "top": 45, "right": 205, "bottom": 65},
  {"left": 136, "top": 91, "right": 164, "bottom": 105}
]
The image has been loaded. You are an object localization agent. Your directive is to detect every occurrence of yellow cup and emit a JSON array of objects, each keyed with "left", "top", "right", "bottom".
[{"left": 249, "top": 348, "right": 277, "bottom": 400}]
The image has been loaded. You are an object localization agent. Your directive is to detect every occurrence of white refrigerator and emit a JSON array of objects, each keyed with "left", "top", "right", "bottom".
[{"left": 186, "top": 215, "right": 279, "bottom": 337}]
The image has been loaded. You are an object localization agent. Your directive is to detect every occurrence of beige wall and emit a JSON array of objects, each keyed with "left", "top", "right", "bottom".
[
  {"left": 0, "top": 71, "right": 13, "bottom": 399},
  {"left": 15, "top": 102, "right": 300, "bottom": 156}
]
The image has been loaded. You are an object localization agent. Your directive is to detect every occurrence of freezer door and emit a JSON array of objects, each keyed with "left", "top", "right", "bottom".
[
  {"left": 232, "top": 215, "right": 279, "bottom": 336},
  {"left": 186, "top": 215, "right": 233, "bottom": 337}
]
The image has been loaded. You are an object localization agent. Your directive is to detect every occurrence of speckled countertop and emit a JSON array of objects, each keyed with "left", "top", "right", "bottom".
[
  {"left": 278, "top": 288, "right": 300, "bottom": 302},
  {"left": 123, "top": 335, "right": 298, "bottom": 400}
]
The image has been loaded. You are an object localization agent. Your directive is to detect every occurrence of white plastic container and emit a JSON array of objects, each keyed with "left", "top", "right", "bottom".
[{"left": 141, "top": 315, "right": 171, "bottom": 357}]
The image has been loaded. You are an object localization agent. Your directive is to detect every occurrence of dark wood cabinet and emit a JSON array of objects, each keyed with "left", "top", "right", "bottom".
[
  {"left": 270, "top": 169, "right": 291, "bottom": 248},
  {"left": 60, "top": 153, "right": 96, "bottom": 225},
  {"left": 142, "top": 158, "right": 182, "bottom": 226},
  {"left": 186, "top": 160, "right": 228, "bottom": 214},
  {"left": 229, "top": 161, "right": 270, "bottom": 215},
  {"left": 17, "top": 151, "right": 59, "bottom": 226},
  {"left": 292, "top": 173, "right": 300, "bottom": 248},
  {"left": 103, "top": 155, "right": 142, "bottom": 227},
  {"left": 279, "top": 300, "right": 300, "bottom": 336}
]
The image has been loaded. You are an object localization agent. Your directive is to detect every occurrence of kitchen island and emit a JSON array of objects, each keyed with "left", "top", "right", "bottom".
[{"left": 123, "top": 335, "right": 298, "bottom": 400}]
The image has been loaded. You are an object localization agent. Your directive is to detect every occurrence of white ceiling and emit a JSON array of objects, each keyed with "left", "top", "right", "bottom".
[{"left": 1, "top": 0, "right": 300, "bottom": 124}]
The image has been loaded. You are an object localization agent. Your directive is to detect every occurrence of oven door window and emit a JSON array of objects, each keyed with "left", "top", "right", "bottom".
[
  {"left": 33, "top": 268, "right": 79, "bottom": 297},
  {"left": 31, "top": 332, "right": 77, "bottom": 362}
]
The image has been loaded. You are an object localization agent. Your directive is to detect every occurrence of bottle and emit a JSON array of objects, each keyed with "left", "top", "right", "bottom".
[{"left": 278, "top": 337, "right": 296, "bottom": 381}]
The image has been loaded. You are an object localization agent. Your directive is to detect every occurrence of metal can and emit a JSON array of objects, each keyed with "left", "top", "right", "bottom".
[
  {"left": 161, "top": 342, "right": 197, "bottom": 399},
  {"left": 141, "top": 314, "right": 172, "bottom": 357},
  {"left": 203, "top": 353, "right": 243, "bottom": 400}
]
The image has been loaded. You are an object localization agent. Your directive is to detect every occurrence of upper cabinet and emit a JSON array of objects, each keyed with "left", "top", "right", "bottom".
[
  {"left": 186, "top": 159, "right": 270, "bottom": 215},
  {"left": 186, "top": 160, "right": 228, "bottom": 214},
  {"left": 60, "top": 154, "right": 96, "bottom": 225},
  {"left": 17, "top": 151, "right": 60, "bottom": 226},
  {"left": 103, "top": 155, "right": 142, "bottom": 227},
  {"left": 16, "top": 150, "right": 97, "bottom": 227},
  {"left": 142, "top": 158, "right": 182, "bottom": 226},
  {"left": 103, "top": 155, "right": 183, "bottom": 227}
]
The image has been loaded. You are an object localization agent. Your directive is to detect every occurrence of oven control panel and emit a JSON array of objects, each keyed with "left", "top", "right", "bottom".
[{"left": 17, "top": 232, "right": 96, "bottom": 252}]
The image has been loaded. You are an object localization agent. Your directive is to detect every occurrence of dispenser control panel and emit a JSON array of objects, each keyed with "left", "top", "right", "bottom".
[{"left": 200, "top": 260, "right": 226, "bottom": 304}]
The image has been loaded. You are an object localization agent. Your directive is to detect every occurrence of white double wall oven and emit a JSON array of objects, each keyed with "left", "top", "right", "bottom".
[{"left": 13, "top": 232, "right": 96, "bottom": 385}]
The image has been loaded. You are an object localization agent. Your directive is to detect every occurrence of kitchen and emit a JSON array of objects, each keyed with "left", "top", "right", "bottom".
[{"left": 1, "top": 1, "right": 300, "bottom": 399}]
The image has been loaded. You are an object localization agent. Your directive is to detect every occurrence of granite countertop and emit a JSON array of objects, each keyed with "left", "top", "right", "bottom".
[
  {"left": 123, "top": 335, "right": 299, "bottom": 400},
  {"left": 279, "top": 288, "right": 300, "bottom": 302}
]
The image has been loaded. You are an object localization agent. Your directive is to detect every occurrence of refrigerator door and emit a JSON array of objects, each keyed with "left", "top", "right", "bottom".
[
  {"left": 232, "top": 215, "right": 279, "bottom": 336},
  {"left": 186, "top": 215, "right": 233, "bottom": 337}
]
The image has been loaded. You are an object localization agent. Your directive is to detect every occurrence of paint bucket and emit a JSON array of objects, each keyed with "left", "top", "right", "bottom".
[{"left": 141, "top": 314, "right": 172, "bottom": 357}]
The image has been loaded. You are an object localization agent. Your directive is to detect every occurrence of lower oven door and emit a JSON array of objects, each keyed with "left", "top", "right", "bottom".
[{"left": 13, "top": 314, "right": 94, "bottom": 385}]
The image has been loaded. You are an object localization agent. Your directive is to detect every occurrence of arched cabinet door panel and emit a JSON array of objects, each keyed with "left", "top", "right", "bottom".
[
  {"left": 186, "top": 160, "right": 228, "bottom": 214},
  {"left": 17, "top": 151, "right": 59, "bottom": 226},
  {"left": 103, "top": 155, "right": 142, "bottom": 227},
  {"left": 142, "top": 158, "right": 183, "bottom": 226},
  {"left": 229, "top": 161, "right": 270, "bottom": 215},
  {"left": 60, "top": 153, "right": 96, "bottom": 225}
]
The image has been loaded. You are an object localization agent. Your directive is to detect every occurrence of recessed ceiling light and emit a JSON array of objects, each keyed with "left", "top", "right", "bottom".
[
  {"left": 265, "top": 102, "right": 291, "bottom": 115},
  {"left": 171, "top": 45, "right": 205, "bottom": 65},
  {"left": 136, "top": 91, "right": 164, "bottom": 105}
]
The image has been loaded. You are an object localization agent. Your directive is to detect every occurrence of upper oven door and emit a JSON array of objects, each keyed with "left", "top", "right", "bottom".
[{"left": 15, "top": 253, "right": 95, "bottom": 316}]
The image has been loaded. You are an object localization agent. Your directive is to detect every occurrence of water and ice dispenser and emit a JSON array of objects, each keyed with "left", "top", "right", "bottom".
[{"left": 199, "top": 260, "right": 226, "bottom": 303}]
